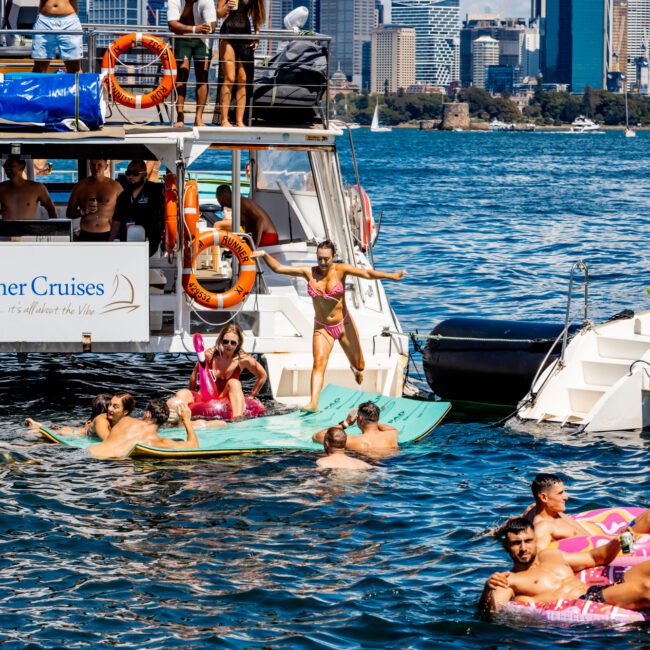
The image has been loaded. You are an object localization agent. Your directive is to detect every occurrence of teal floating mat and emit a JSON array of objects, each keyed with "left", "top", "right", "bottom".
[{"left": 38, "top": 384, "right": 451, "bottom": 459}]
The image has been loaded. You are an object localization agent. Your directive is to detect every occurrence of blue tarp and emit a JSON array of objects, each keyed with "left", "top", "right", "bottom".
[{"left": 0, "top": 72, "right": 105, "bottom": 131}]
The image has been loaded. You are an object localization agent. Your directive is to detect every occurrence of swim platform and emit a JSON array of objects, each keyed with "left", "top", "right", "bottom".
[{"left": 37, "top": 384, "right": 451, "bottom": 458}]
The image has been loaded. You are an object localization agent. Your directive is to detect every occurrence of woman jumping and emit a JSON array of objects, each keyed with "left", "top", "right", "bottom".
[{"left": 252, "top": 240, "right": 406, "bottom": 411}]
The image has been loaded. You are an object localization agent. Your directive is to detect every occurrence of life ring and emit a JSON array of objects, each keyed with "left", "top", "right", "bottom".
[
  {"left": 183, "top": 231, "right": 256, "bottom": 309},
  {"left": 183, "top": 180, "right": 199, "bottom": 240},
  {"left": 351, "top": 185, "right": 375, "bottom": 251},
  {"left": 101, "top": 33, "right": 177, "bottom": 109},
  {"left": 164, "top": 173, "right": 178, "bottom": 254}
]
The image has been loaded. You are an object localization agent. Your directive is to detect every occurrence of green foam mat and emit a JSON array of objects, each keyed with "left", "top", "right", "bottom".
[{"left": 38, "top": 384, "right": 451, "bottom": 458}]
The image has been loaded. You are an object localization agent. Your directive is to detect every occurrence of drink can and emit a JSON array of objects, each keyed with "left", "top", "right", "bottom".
[
  {"left": 231, "top": 0, "right": 239, "bottom": 9},
  {"left": 620, "top": 530, "right": 634, "bottom": 554}
]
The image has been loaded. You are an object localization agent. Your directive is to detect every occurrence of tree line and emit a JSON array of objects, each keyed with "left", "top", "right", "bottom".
[{"left": 333, "top": 83, "right": 650, "bottom": 126}]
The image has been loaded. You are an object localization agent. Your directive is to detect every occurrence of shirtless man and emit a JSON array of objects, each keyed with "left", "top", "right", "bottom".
[
  {"left": 316, "top": 427, "right": 371, "bottom": 470},
  {"left": 525, "top": 473, "right": 589, "bottom": 549},
  {"left": 313, "top": 401, "right": 398, "bottom": 454},
  {"left": 216, "top": 185, "right": 279, "bottom": 247},
  {"left": 31, "top": 0, "right": 82, "bottom": 73},
  {"left": 88, "top": 398, "right": 199, "bottom": 459},
  {"left": 0, "top": 157, "right": 57, "bottom": 220},
  {"left": 26, "top": 391, "right": 134, "bottom": 441},
  {"left": 479, "top": 517, "right": 650, "bottom": 614},
  {"left": 67, "top": 159, "right": 123, "bottom": 241}
]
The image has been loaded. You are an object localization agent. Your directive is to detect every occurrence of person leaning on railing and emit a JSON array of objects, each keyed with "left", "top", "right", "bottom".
[
  {"left": 31, "top": 0, "right": 82, "bottom": 73},
  {"left": 217, "top": 0, "right": 265, "bottom": 127},
  {"left": 167, "top": 0, "right": 216, "bottom": 128}
]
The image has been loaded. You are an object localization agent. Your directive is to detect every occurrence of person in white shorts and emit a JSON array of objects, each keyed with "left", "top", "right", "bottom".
[{"left": 31, "top": 0, "right": 82, "bottom": 73}]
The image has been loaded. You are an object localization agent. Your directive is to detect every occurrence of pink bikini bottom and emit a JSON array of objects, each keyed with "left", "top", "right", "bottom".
[{"left": 314, "top": 311, "right": 349, "bottom": 340}]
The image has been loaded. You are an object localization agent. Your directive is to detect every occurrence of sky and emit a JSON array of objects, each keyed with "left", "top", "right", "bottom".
[{"left": 460, "top": 0, "right": 530, "bottom": 18}]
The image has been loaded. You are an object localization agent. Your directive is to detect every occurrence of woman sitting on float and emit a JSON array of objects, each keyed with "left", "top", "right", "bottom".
[
  {"left": 173, "top": 325, "right": 266, "bottom": 420},
  {"left": 252, "top": 240, "right": 406, "bottom": 411}
]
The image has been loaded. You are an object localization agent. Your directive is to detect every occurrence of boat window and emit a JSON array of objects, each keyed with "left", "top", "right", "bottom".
[{"left": 256, "top": 150, "right": 314, "bottom": 192}]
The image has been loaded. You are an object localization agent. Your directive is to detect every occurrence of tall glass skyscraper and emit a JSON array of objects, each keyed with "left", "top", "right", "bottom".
[
  {"left": 627, "top": 0, "right": 650, "bottom": 91},
  {"left": 392, "top": 0, "right": 460, "bottom": 86},
  {"left": 87, "top": 0, "right": 145, "bottom": 25},
  {"left": 544, "top": 0, "right": 572, "bottom": 84},
  {"left": 571, "top": 0, "right": 611, "bottom": 92}
]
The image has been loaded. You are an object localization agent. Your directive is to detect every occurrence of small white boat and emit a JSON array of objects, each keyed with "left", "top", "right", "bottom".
[
  {"left": 624, "top": 87, "right": 636, "bottom": 137},
  {"left": 625, "top": 127, "right": 636, "bottom": 138},
  {"left": 370, "top": 102, "right": 392, "bottom": 133},
  {"left": 570, "top": 116, "right": 601, "bottom": 133},
  {"left": 488, "top": 119, "right": 515, "bottom": 132}
]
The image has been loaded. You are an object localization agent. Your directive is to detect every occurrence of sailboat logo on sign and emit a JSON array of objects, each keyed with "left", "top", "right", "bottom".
[{"left": 100, "top": 274, "right": 141, "bottom": 314}]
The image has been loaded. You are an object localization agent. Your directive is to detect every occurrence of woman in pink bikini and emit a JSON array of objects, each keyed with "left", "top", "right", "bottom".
[{"left": 252, "top": 241, "right": 406, "bottom": 411}]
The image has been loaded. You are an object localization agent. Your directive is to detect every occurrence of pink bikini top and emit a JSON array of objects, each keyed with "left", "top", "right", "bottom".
[{"left": 307, "top": 267, "right": 345, "bottom": 300}]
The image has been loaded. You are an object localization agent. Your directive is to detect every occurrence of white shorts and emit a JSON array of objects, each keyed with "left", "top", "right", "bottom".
[{"left": 31, "top": 13, "right": 83, "bottom": 61}]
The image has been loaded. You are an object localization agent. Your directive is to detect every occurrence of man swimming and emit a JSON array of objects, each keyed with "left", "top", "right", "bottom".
[
  {"left": 524, "top": 473, "right": 589, "bottom": 549},
  {"left": 88, "top": 398, "right": 199, "bottom": 459},
  {"left": 479, "top": 517, "right": 650, "bottom": 614},
  {"left": 313, "top": 402, "right": 398, "bottom": 455},
  {"left": 316, "top": 427, "right": 371, "bottom": 470}
]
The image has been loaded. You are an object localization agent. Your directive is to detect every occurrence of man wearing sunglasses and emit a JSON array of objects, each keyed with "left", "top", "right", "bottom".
[{"left": 110, "top": 160, "right": 164, "bottom": 256}]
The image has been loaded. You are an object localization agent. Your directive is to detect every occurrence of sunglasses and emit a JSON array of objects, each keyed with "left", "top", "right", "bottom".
[
  {"left": 125, "top": 170, "right": 144, "bottom": 177},
  {"left": 222, "top": 339, "right": 238, "bottom": 346}
]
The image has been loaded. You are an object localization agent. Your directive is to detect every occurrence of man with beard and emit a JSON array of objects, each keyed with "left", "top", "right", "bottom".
[
  {"left": 479, "top": 518, "right": 650, "bottom": 614},
  {"left": 110, "top": 160, "right": 164, "bottom": 255},
  {"left": 67, "top": 159, "right": 123, "bottom": 241}
]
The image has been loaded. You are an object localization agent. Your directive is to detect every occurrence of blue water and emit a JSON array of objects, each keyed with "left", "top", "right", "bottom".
[{"left": 1, "top": 131, "right": 649, "bottom": 648}]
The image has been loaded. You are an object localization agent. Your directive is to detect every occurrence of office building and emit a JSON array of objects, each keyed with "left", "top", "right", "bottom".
[
  {"left": 392, "top": 0, "right": 460, "bottom": 87},
  {"left": 320, "top": 0, "right": 374, "bottom": 87},
  {"left": 486, "top": 64, "right": 520, "bottom": 92},
  {"left": 371, "top": 24, "right": 416, "bottom": 92},
  {"left": 627, "top": 0, "right": 650, "bottom": 92},
  {"left": 571, "top": 0, "right": 611, "bottom": 92},
  {"left": 543, "top": 0, "right": 572, "bottom": 84},
  {"left": 86, "top": 0, "right": 145, "bottom": 25},
  {"left": 460, "top": 15, "right": 527, "bottom": 86},
  {"left": 610, "top": 0, "right": 628, "bottom": 90},
  {"left": 522, "top": 22, "right": 541, "bottom": 78},
  {"left": 471, "top": 35, "right": 499, "bottom": 88}
]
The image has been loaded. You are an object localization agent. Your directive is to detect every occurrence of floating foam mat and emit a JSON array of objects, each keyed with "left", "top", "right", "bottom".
[{"left": 38, "top": 384, "right": 451, "bottom": 459}]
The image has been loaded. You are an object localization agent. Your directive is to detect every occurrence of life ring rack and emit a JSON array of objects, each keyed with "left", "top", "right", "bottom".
[
  {"left": 101, "top": 33, "right": 177, "bottom": 109},
  {"left": 182, "top": 231, "right": 257, "bottom": 310}
]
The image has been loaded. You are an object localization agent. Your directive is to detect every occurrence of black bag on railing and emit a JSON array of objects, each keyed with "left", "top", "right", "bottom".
[{"left": 252, "top": 41, "right": 328, "bottom": 125}]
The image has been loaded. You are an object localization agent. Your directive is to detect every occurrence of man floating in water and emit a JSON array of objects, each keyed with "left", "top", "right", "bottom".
[
  {"left": 316, "top": 427, "right": 371, "bottom": 470},
  {"left": 479, "top": 518, "right": 650, "bottom": 614},
  {"left": 88, "top": 398, "right": 199, "bottom": 459},
  {"left": 313, "top": 402, "right": 398, "bottom": 455}
]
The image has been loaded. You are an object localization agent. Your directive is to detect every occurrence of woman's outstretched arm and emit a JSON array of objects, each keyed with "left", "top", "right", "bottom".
[
  {"left": 251, "top": 250, "right": 311, "bottom": 279},
  {"left": 338, "top": 264, "right": 407, "bottom": 282}
]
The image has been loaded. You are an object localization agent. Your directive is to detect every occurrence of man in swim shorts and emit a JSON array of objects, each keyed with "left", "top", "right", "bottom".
[
  {"left": 479, "top": 518, "right": 650, "bottom": 614},
  {"left": 31, "top": 0, "right": 82, "bottom": 73},
  {"left": 316, "top": 427, "right": 371, "bottom": 470},
  {"left": 313, "top": 401, "right": 398, "bottom": 454},
  {"left": 215, "top": 185, "right": 279, "bottom": 247},
  {"left": 67, "top": 159, "right": 123, "bottom": 241},
  {"left": 88, "top": 399, "right": 199, "bottom": 459}
]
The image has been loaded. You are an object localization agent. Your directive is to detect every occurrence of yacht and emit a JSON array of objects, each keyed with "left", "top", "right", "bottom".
[
  {"left": 488, "top": 120, "right": 515, "bottom": 132},
  {"left": 570, "top": 116, "right": 602, "bottom": 133},
  {"left": 0, "top": 27, "right": 408, "bottom": 408}
]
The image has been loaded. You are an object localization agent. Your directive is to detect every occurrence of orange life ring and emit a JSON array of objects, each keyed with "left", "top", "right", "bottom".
[
  {"left": 101, "top": 33, "right": 177, "bottom": 109},
  {"left": 183, "top": 231, "right": 257, "bottom": 309},
  {"left": 164, "top": 173, "right": 178, "bottom": 254},
  {"left": 183, "top": 180, "right": 199, "bottom": 240}
]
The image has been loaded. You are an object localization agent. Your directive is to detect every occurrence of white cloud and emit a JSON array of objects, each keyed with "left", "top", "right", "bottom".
[{"left": 460, "top": 0, "right": 530, "bottom": 18}]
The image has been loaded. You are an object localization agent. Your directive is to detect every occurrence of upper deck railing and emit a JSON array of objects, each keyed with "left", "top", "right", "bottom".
[{"left": 0, "top": 26, "right": 332, "bottom": 130}]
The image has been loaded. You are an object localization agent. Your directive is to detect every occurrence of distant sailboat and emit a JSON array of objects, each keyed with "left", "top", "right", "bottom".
[
  {"left": 624, "top": 83, "right": 636, "bottom": 138},
  {"left": 370, "top": 101, "right": 392, "bottom": 132}
]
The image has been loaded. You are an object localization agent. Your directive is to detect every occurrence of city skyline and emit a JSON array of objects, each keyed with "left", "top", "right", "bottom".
[{"left": 461, "top": 0, "right": 529, "bottom": 15}]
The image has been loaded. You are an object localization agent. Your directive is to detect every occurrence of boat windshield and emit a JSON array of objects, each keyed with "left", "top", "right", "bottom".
[{"left": 256, "top": 150, "right": 314, "bottom": 192}]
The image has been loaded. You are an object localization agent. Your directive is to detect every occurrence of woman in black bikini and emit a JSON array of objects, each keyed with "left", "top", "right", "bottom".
[{"left": 217, "top": 0, "right": 265, "bottom": 127}]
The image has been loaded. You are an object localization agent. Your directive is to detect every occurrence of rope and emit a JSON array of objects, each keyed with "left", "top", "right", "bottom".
[{"left": 382, "top": 328, "right": 562, "bottom": 345}]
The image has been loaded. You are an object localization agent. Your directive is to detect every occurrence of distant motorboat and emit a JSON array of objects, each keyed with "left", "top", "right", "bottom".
[
  {"left": 370, "top": 102, "right": 392, "bottom": 132},
  {"left": 625, "top": 127, "right": 636, "bottom": 138},
  {"left": 488, "top": 119, "right": 515, "bottom": 132},
  {"left": 570, "top": 116, "right": 601, "bottom": 133},
  {"left": 331, "top": 119, "right": 361, "bottom": 131},
  {"left": 523, "top": 123, "right": 537, "bottom": 131}
]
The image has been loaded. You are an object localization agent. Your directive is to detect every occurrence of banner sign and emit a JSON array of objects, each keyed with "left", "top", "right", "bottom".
[{"left": 0, "top": 243, "right": 150, "bottom": 342}]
